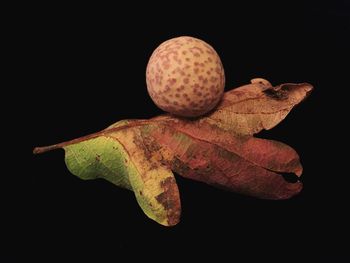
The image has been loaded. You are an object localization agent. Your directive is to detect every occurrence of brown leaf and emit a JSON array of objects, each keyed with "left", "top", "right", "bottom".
[
  {"left": 202, "top": 80, "right": 313, "bottom": 135},
  {"left": 140, "top": 120, "right": 302, "bottom": 199}
]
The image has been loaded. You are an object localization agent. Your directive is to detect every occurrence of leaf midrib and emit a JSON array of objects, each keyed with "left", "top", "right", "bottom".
[{"left": 161, "top": 122, "right": 296, "bottom": 175}]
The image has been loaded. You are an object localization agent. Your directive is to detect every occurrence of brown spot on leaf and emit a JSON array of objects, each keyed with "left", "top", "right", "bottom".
[
  {"left": 263, "top": 88, "right": 288, "bottom": 100},
  {"left": 155, "top": 177, "right": 181, "bottom": 225}
]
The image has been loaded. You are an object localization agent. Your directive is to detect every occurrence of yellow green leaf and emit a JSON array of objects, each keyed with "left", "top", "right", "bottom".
[{"left": 63, "top": 121, "right": 181, "bottom": 226}]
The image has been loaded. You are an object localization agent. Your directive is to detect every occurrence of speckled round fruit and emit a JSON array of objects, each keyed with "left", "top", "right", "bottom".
[{"left": 146, "top": 36, "right": 225, "bottom": 117}]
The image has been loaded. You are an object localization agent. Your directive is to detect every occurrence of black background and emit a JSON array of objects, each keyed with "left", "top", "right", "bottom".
[{"left": 7, "top": 1, "right": 349, "bottom": 261}]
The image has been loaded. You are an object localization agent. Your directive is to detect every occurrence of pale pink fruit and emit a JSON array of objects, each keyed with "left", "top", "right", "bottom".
[{"left": 146, "top": 36, "right": 225, "bottom": 117}]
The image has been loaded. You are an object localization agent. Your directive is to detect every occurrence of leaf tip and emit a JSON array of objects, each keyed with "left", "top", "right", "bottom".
[
  {"left": 295, "top": 166, "right": 303, "bottom": 177},
  {"left": 250, "top": 78, "right": 272, "bottom": 87},
  {"left": 303, "top": 82, "right": 314, "bottom": 98},
  {"left": 158, "top": 218, "right": 180, "bottom": 227},
  {"left": 279, "top": 181, "right": 303, "bottom": 200},
  {"left": 33, "top": 147, "right": 40, "bottom": 154}
]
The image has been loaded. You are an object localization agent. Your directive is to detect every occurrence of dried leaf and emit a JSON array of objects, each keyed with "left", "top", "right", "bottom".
[
  {"left": 141, "top": 120, "right": 303, "bottom": 199},
  {"left": 34, "top": 79, "right": 313, "bottom": 226},
  {"left": 202, "top": 81, "right": 312, "bottom": 135}
]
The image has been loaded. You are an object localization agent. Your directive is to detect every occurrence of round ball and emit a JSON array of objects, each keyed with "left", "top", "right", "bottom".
[{"left": 146, "top": 36, "right": 225, "bottom": 117}]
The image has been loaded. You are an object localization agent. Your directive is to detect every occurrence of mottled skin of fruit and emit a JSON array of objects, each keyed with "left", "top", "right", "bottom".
[{"left": 146, "top": 36, "right": 225, "bottom": 117}]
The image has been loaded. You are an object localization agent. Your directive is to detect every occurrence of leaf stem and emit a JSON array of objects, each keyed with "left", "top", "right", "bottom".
[
  {"left": 33, "top": 131, "right": 104, "bottom": 154},
  {"left": 33, "top": 119, "right": 172, "bottom": 154}
]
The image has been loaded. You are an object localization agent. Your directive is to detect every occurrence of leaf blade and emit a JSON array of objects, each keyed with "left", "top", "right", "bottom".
[
  {"left": 64, "top": 128, "right": 181, "bottom": 226},
  {"left": 145, "top": 122, "right": 302, "bottom": 200},
  {"left": 109, "top": 126, "right": 181, "bottom": 226},
  {"left": 64, "top": 136, "right": 132, "bottom": 190},
  {"left": 204, "top": 82, "right": 313, "bottom": 135}
]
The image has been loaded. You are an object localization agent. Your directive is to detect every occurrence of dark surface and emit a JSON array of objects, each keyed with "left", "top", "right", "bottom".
[{"left": 7, "top": 1, "right": 349, "bottom": 261}]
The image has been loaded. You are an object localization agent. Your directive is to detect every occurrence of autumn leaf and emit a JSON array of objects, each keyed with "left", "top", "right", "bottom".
[
  {"left": 33, "top": 79, "right": 313, "bottom": 226},
  {"left": 62, "top": 120, "right": 181, "bottom": 226}
]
